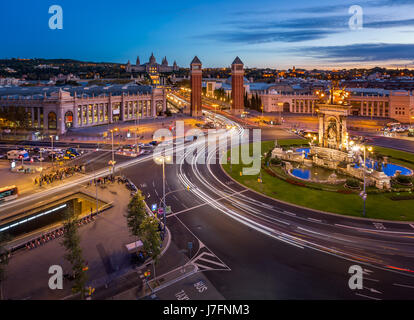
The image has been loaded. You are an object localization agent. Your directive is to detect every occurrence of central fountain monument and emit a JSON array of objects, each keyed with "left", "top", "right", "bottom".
[
  {"left": 271, "top": 81, "right": 398, "bottom": 189},
  {"left": 317, "top": 82, "right": 350, "bottom": 150},
  {"left": 311, "top": 81, "right": 352, "bottom": 168}
]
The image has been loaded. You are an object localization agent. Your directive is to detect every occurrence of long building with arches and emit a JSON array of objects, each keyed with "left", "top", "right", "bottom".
[
  {"left": 0, "top": 84, "right": 166, "bottom": 134},
  {"left": 260, "top": 88, "right": 414, "bottom": 123}
]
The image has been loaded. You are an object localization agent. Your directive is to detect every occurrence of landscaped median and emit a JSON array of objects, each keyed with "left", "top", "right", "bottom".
[{"left": 222, "top": 139, "right": 414, "bottom": 221}]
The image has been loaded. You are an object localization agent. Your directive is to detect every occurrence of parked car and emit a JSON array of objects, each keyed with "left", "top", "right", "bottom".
[
  {"left": 48, "top": 152, "right": 63, "bottom": 160},
  {"left": 63, "top": 154, "right": 76, "bottom": 160},
  {"left": 31, "top": 155, "right": 45, "bottom": 162},
  {"left": 66, "top": 148, "right": 80, "bottom": 156}
]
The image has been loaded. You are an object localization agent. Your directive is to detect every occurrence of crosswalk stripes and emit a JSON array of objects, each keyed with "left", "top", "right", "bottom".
[{"left": 191, "top": 246, "right": 231, "bottom": 272}]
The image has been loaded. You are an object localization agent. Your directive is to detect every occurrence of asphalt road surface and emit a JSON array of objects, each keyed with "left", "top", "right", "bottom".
[
  {"left": 3, "top": 111, "right": 414, "bottom": 300},
  {"left": 122, "top": 116, "right": 414, "bottom": 300}
]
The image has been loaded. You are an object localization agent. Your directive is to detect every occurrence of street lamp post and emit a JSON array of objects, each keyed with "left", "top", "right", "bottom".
[
  {"left": 109, "top": 128, "right": 118, "bottom": 175},
  {"left": 362, "top": 146, "right": 367, "bottom": 217},
  {"left": 213, "top": 104, "right": 218, "bottom": 128},
  {"left": 353, "top": 143, "right": 373, "bottom": 217},
  {"left": 135, "top": 107, "right": 140, "bottom": 154},
  {"left": 155, "top": 155, "right": 171, "bottom": 235},
  {"left": 50, "top": 135, "right": 54, "bottom": 167},
  {"left": 261, "top": 105, "right": 264, "bottom": 126}
]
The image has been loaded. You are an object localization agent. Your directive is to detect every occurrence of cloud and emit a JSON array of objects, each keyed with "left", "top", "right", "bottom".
[
  {"left": 300, "top": 43, "right": 414, "bottom": 62},
  {"left": 365, "top": 18, "right": 414, "bottom": 28},
  {"left": 289, "top": 0, "right": 414, "bottom": 13},
  {"left": 225, "top": 15, "right": 349, "bottom": 30},
  {"left": 204, "top": 29, "right": 337, "bottom": 44},
  {"left": 371, "top": 0, "right": 414, "bottom": 6}
]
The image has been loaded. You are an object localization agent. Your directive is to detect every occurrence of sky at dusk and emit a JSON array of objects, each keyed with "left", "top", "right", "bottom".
[{"left": 1, "top": 0, "right": 414, "bottom": 69}]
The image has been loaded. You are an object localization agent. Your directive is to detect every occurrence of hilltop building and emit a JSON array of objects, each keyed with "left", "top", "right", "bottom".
[{"left": 126, "top": 53, "right": 179, "bottom": 74}]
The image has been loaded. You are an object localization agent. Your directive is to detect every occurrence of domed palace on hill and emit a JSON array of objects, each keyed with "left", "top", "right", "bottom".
[{"left": 126, "top": 53, "right": 179, "bottom": 74}]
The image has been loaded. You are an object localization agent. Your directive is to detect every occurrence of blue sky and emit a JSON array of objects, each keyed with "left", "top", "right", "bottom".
[{"left": 0, "top": 0, "right": 413, "bottom": 69}]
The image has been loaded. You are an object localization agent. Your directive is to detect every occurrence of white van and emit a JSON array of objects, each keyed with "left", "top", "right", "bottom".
[{"left": 7, "top": 150, "right": 30, "bottom": 160}]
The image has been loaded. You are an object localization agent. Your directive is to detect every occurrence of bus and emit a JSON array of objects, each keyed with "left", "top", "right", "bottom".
[
  {"left": 0, "top": 186, "right": 18, "bottom": 202},
  {"left": 7, "top": 150, "right": 29, "bottom": 160}
]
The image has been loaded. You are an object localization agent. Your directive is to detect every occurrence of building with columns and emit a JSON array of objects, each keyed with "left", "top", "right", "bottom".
[
  {"left": 0, "top": 84, "right": 166, "bottom": 135},
  {"left": 126, "top": 53, "right": 179, "bottom": 74},
  {"left": 260, "top": 88, "right": 414, "bottom": 123},
  {"left": 190, "top": 56, "right": 203, "bottom": 117},
  {"left": 231, "top": 57, "right": 245, "bottom": 115}
]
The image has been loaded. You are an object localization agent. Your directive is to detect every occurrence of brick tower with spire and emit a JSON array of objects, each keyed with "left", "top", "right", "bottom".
[
  {"left": 231, "top": 57, "right": 245, "bottom": 115},
  {"left": 190, "top": 56, "right": 203, "bottom": 117}
]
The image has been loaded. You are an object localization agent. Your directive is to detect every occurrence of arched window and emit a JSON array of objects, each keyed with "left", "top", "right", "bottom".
[
  {"left": 48, "top": 112, "right": 57, "bottom": 130},
  {"left": 65, "top": 111, "right": 73, "bottom": 129}
]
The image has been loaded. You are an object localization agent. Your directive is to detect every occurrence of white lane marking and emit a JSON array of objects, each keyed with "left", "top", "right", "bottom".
[
  {"left": 365, "top": 278, "right": 379, "bottom": 282},
  {"left": 373, "top": 222, "right": 386, "bottom": 230},
  {"left": 308, "top": 218, "right": 322, "bottom": 223},
  {"left": 409, "top": 224, "right": 414, "bottom": 229},
  {"left": 168, "top": 190, "right": 249, "bottom": 217},
  {"left": 282, "top": 211, "right": 296, "bottom": 217},
  {"left": 197, "top": 257, "right": 228, "bottom": 268},
  {"left": 364, "top": 287, "right": 382, "bottom": 294},
  {"left": 276, "top": 235, "right": 304, "bottom": 249},
  {"left": 335, "top": 224, "right": 414, "bottom": 235},
  {"left": 355, "top": 293, "right": 381, "bottom": 300},
  {"left": 393, "top": 283, "right": 414, "bottom": 289},
  {"left": 298, "top": 227, "right": 323, "bottom": 236}
]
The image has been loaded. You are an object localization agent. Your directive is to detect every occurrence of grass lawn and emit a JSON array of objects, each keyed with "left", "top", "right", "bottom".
[
  {"left": 372, "top": 146, "right": 414, "bottom": 170},
  {"left": 223, "top": 140, "right": 414, "bottom": 221}
]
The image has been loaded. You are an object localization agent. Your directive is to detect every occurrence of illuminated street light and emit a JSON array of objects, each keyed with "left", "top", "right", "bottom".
[
  {"left": 155, "top": 155, "right": 172, "bottom": 234},
  {"left": 109, "top": 128, "right": 119, "bottom": 174},
  {"left": 353, "top": 143, "right": 374, "bottom": 217}
]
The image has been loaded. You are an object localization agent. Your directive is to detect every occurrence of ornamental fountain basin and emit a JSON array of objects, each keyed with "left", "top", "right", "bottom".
[{"left": 290, "top": 165, "right": 347, "bottom": 184}]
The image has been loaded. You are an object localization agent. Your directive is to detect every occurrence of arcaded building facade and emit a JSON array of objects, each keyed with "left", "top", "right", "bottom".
[
  {"left": 0, "top": 84, "right": 166, "bottom": 134},
  {"left": 261, "top": 88, "right": 414, "bottom": 123}
]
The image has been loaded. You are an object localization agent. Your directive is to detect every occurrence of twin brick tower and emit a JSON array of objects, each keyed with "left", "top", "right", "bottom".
[{"left": 189, "top": 56, "right": 245, "bottom": 116}]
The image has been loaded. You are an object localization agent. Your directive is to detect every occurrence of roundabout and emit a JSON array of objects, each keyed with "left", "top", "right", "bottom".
[{"left": 164, "top": 113, "right": 414, "bottom": 300}]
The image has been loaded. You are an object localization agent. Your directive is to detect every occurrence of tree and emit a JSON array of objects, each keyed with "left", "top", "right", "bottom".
[
  {"left": 126, "top": 190, "right": 147, "bottom": 241},
  {"left": 61, "top": 204, "right": 87, "bottom": 299},
  {"left": 0, "top": 233, "right": 11, "bottom": 300},
  {"left": 140, "top": 216, "right": 162, "bottom": 281}
]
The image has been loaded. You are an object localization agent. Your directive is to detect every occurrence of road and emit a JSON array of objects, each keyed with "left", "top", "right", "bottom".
[
  {"left": 2, "top": 111, "right": 414, "bottom": 300},
  {"left": 121, "top": 114, "right": 414, "bottom": 300}
]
